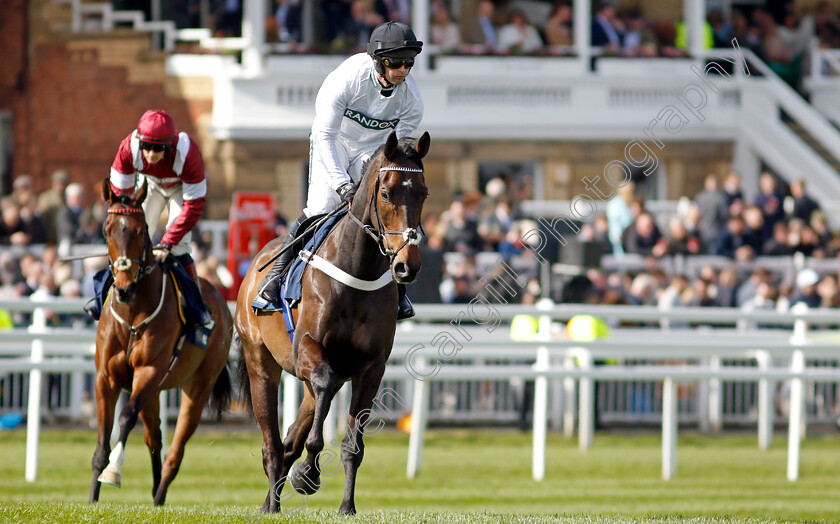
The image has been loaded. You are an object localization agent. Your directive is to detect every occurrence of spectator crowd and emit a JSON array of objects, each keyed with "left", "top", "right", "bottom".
[
  {"left": 401, "top": 166, "right": 840, "bottom": 324},
  {"left": 5, "top": 163, "right": 840, "bottom": 326},
  {"left": 252, "top": 0, "right": 840, "bottom": 91}
]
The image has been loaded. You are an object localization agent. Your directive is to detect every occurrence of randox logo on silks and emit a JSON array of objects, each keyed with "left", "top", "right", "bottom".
[{"left": 344, "top": 109, "right": 399, "bottom": 130}]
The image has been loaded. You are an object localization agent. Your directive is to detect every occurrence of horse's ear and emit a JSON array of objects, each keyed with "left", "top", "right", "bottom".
[
  {"left": 416, "top": 131, "right": 431, "bottom": 159},
  {"left": 383, "top": 130, "right": 399, "bottom": 160},
  {"left": 102, "top": 178, "right": 114, "bottom": 205},
  {"left": 133, "top": 178, "right": 148, "bottom": 206}
]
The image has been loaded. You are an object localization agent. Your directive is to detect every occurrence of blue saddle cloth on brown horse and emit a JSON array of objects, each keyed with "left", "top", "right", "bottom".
[{"left": 251, "top": 209, "right": 347, "bottom": 343}]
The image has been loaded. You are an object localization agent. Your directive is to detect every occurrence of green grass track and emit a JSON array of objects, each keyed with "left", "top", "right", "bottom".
[{"left": 1, "top": 427, "right": 838, "bottom": 523}]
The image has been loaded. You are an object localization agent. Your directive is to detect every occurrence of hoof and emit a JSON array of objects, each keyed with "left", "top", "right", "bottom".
[
  {"left": 288, "top": 465, "right": 320, "bottom": 495},
  {"left": 97, "top": 468, "right": 121, "bottom": 488},
  {"left": 339, "top": 504, "right": 356, "bottom": 515}
]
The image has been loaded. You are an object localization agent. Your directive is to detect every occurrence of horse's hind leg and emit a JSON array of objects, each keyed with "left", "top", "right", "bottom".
[
  {"left": 98, "top": 365, "right": 165, "bottom": 488},
  {"left": 287, "top": 334, "right": 336, "bottom": 496},
  {"left": 90, "top": 373, "right": 120, "bottom": 503},
  {"left": 153, "top": 382, "right": 212, "bottom": 506},
  {"left": 245, "top": 347, "right": 285, "bottom": 512},
  {"left": 139, "top": 394, "right": 163, "bottom": 498},
  {"left": 339, "top": 362, "right": 386, "bottom": 515}
]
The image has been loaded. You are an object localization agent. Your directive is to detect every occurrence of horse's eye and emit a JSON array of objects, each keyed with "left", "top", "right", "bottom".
[{"left": 380, "top": 190, "right": 390, "bottom": 202}]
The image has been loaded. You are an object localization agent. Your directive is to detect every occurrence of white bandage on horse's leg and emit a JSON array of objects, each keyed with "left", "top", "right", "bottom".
[{"left": 98, "top": 441, "right": 126, "bottom": 487}]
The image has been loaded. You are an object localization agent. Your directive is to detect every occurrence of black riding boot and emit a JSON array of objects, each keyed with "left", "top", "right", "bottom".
[
  {"left": 256, "top": 217, "right": 303, "bottom": 307},
  {"left": 397, "top": 283, "right": 415, "bottom": 320},
  {"left": 181, "top": 258, "right": 213, "bottom": 326}
]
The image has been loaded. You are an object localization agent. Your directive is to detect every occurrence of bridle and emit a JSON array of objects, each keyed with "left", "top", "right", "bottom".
[
  {"left": 346, "top": 161, "right": 425, "bottom": 261},
  {"left": 105, "top": 206, "right": 156, "bottom": 284},
  {"left": 104, "top": 204, "right": 167, "bottom": 366}
]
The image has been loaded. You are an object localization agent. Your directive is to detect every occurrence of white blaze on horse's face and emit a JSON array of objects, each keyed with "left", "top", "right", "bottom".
[
  {"left": 105, "top": 212, "right": 149, "bottom": 300},
  {"left": 377, "top": 165, "right": 427, "bottom": 284}
]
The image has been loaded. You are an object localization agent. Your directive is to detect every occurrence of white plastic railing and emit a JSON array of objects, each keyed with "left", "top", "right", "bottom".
[{"left": 4, "top": 298, "right": 840, "bottom": 483}]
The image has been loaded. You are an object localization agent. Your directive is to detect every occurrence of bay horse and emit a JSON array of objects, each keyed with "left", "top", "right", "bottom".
[
  {"left": 89, "top": 179, "right": 233, "bottom": 506},
  {"left": 234, "top": 130, "right": 430, "bottom": 514}
]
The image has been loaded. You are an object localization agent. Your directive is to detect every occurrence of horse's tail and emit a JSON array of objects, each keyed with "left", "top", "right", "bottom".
[
  {"left": 208, "top": 362, "right": 233, "bottom": 420},
  {"left": 232, "top": 328, "right": 254, "bottom": 417}
]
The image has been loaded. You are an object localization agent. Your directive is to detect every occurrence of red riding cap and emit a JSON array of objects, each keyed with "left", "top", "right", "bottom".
[{"left": 136, "top": 109, "right": 175, "bottom": 144}]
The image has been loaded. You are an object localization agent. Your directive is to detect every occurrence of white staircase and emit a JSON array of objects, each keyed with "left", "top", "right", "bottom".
[
  {"left": 713, "top": 47, "right": 840, "bottom": 223},
  {"left": 56, "top": 0, "right": 245, "bottom": 52}
]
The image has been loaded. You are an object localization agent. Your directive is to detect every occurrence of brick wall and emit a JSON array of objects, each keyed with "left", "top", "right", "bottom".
[{"left": 1, "top": 2, "right": 212, "bottom": 212}]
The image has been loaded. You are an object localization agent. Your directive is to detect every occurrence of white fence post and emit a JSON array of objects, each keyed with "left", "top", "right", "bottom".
[
  {"left": 787, "top": 314, "right": 809, "bottom": 482},
  {"left": 577, "top": 350, "right": 594, "bottom": 450},
  {"left": 69, "top": 371, "right": 85, "bottom": 419},
  {"left": 756, "top": 350, "right": 774, "bottom": 450},
  {"left": 531, "top": 312, "right": 551, "bottom": 481},
  {"left": 160, "top": 390, "right": 168, "bottom": 455},
  {"left": 708, "top": 355, "right": 722, "bottom": 432},
  {"left": 336, "top": 383, "right": 349, "bottom": 435},
  {"left": 25, "top": 307, "right": 46, "bottom": 482},
  {"left": 563, "top": 355, "right": 576, "bottom": 438},
  {"left": 787, "top": 348, "right": 805, "bottom": 481},
  {"left": 662, "top": 377, "right": 678, "bottom": 480},
  {"left": 407, "top": 358, "right": 429, "bottom": 479},
  {"left": 323, "top": 395, "right": 337, "bottom": 445},
  {"left": 697, "top": 356, "right": 709, "bottom": 432},
  {"left": 282, "top": 374, "right": 298, "bottom": 438}
]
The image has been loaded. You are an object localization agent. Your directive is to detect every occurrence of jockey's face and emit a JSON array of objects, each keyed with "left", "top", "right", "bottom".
[
  {"left": 141, "top": 147, "right": 166, "bottom": 165},
  {"left": 378, "top": 56, "right": 413, "bottom": 86}
]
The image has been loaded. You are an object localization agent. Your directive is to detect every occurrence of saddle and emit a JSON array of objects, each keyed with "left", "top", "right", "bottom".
[{"left": 251, "top": 210, "right": 347, "bottom": 343}]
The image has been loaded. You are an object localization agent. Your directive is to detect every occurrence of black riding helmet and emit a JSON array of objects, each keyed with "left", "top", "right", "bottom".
[
  {"left": 367, "top": 21, "right": 423, "bottom": 59},
  {"left": 368, "top": 22, "right": 423, "bottom": 83}
]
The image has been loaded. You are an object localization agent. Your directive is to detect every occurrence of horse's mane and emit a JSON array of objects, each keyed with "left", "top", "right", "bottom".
[{"left": 358, "top": 136, "right": 424, "bottom": 189}]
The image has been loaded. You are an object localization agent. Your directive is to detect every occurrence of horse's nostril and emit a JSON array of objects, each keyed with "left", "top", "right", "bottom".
[{"left": 394, "top": 262, "right": 408, "bottom": 277}]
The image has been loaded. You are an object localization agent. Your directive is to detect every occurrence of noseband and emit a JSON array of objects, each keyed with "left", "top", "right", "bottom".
[
  {"left": 347, "top": 163, "right": 425, "bottom": 260},
  {"left": 106, "top": 207, "right": 156, "bottom": 284}
]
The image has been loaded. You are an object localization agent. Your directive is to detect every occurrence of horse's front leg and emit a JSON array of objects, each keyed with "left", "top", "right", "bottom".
[
  {"left": 288, "top": 334, "right": 336, "bottom": 496},
  {"left": 139, "top": 393, "right": 162, "bottom": 499},
  {"left": 98, "top": 364, "right": 165, "bottom": 488},
  {"left": 339, "top": 362, "right": 386, "bottom": 515},
  {"left": 90, "top": 372, "right": 121, "bottom": 503}
]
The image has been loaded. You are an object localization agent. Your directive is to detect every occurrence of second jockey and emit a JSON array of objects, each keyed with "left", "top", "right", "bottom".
[{"left": 109, "top": 109, "right": 212, "bottom": 327}]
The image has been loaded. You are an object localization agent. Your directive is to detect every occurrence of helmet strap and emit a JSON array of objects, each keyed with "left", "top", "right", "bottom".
[
  {"left": 373, "top": 59, "right": 397, "bottom": 95},
  {"left": 374, "top": 58, "right": 389, "bottom": 82}
]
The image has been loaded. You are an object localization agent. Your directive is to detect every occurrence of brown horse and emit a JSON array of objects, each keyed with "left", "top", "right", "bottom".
[
  {"left": 234, "top": 130, "right": 430, "bottom": 514},
  {"left": 89, "top": 179, "right": 233, "bottom": 506}
]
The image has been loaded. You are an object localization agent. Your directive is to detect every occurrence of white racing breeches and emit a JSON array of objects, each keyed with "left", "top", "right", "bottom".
[{"left": 140, "top": 176, "right": 192, "bottom": 256}]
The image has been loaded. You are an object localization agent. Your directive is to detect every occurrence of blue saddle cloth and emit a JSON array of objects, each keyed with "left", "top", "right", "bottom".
[
  {"left": 85, "top": 260, "right": 213, "bottom": 348},
  {"left": 251, "top": 209, "right": 347, "bottom": 343},
  {"left": 284, "top": 209, "right": 347, "bottom": 306}
]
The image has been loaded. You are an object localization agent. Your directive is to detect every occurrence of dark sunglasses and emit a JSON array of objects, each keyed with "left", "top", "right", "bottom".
[
  {"left": 139, "top": 142, "right": 167, "bottom": 153},
  {"left": 381, "top": 57, "right": 414, "bottom": 69}
]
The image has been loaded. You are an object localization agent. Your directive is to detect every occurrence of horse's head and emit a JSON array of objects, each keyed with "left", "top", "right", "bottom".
[
  {"left": 358, "top": 130, "right": 430, "bottom": 283},
  {"left": 101, "top": 178, "right": 154, "bottom": 304}
]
